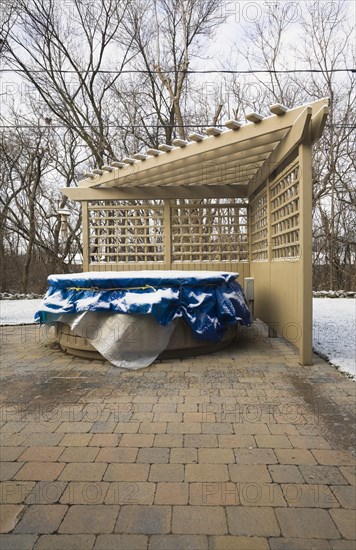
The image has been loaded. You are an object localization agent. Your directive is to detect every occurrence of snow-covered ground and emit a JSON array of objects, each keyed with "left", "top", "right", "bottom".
[
  {"left": 0, "top": 299, "right": 43, "bottom": 326},
  {"left": 0, "top": 297, "right": 355, "bottom": 379},
  {"left": 313, "top": 298, "right": 355, "bottom": 379}
]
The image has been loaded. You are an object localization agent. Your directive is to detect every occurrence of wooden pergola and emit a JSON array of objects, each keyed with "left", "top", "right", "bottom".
[{"left": 63, "top": 97, "right": 329, "bottom": 365}]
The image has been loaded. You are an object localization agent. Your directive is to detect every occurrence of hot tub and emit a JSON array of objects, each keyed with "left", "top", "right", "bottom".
[{"left": 35, "top": 271, "right": 251, "bottom": 369}]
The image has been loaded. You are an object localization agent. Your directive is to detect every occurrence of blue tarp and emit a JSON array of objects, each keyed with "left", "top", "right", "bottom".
[{"left": 35, "top": 271, "right": 251, "bottom": 343}]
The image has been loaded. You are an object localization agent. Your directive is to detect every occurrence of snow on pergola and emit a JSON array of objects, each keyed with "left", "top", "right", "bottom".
[{"left": 63, "top": 98, "right": 329, "bottom": 365}]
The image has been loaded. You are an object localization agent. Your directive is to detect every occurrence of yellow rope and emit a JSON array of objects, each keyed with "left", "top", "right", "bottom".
[{"left": 66, "top": 285, "right": 155, "bottom": 292}]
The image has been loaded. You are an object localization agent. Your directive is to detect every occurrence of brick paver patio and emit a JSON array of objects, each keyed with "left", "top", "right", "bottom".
[{"left": 0, "top": 322, "right": 355, "bottom": 549}]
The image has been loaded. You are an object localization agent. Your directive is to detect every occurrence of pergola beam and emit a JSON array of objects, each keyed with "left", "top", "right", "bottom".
[
  {"left": 62, "top": 184, "right": 248, "bottom": 201},
  {"left": 247, "top": 107, "right": 313, "bottom": 196}
]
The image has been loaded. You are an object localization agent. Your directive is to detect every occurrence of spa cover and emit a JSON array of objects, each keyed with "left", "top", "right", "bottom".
[{"left": 35, "top": 270, "right": 251, "bottom": 342}]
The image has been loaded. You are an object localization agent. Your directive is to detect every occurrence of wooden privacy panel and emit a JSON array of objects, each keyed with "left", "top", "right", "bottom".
[
  {"left": 86, "top": 199, "right": 248, "bottom": 269},
  {"left": 171, "top": 201, "right": 248, "bottom": 263},
  {"left": 249, "top": 190, "right": 268, "bottom": 260},
  {"left": 88, "top": 201, "right": 165, "bottom": 264},
  {"left": 270, "top": 162, "right": 300, "bottom": 259}
]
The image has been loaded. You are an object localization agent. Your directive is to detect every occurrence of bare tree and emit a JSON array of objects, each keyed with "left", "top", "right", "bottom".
[{"left": 3, "top": 0, "right": 135, "bottom": 166}]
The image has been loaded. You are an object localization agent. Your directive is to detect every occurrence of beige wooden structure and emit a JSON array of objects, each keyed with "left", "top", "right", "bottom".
[{"left": 63, "top": 98, "right": 329, "bottom": 365}]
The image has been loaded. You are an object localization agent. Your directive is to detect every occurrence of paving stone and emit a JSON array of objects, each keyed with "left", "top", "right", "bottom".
[
  {"left": 0, "top": 463, "right": 24, "bottom": 481},
  {"left": 25, "top": 481, "right": 67, "bottom": 504},
  {"left": 0, "top": 481, "right": 36, "bottom": 504},
  {"left": 289, "top": 435, "right": 331, "bottom": 449},
  {"left": 185, "top": 464, "right": 229, "bottom": 482},
  {"left": 18, "top": 447, "right": 64, "bottom": 462},
  {"left": 275, "top": 449, "right": 317, "bottom": 465},
  {"left": 268, "top": 465, "right": 305, "bottom": 483},
  {"left": 312, "top": 450, "right": 356, "bottom": 466},
  {"left": 299, "top": 465, "right": 349, "bottom": 484},
  {"left": 119, "top": 434, "right": 154, "bottom": 447},
  {"left": 59, "top": 504, "right": 119, "bottom": 533},
  {"left": 60, "top": 482, "right": 109, "bottom": 504},
  {"left": 210, "top": 535, "right": 269, "bottom": 550},
  {"left": 115, "top": 505, "right": 171, "bottom": 534},
  {"left": 94, "top": 534, "right": 148, "bottom": 550},
  {"left": 268, "top": 424, "right": 299, "bottom": 435},
  {"left": 58, "top": 434, "right": 92, "bottom": 446},
  {"left": 184, "top": 434, "right": 218, "bottom": 447},
  {"left": 234, "top": 448, "right": 278, "bottom": 464},
  {"left": 229, "top": 464, "right": 272, "bottom": 483},
  {"left": 331, "top": 485, "right": 356, "bottom": 509},
  {"left": 104, "top": 482, "right": 155, "bottom": 505},
  {"left": 55, "top": 421, "right": 93, "bottom": 433},
  {"left": 155, "top": 482, "right": 188, "bottom": 504},
  {"left": 0, "top": 534, "right": 38, "bottom": 549},
  {"left": 255, "top": 434, "right": 292, "bottom": 448},
  {"left": 153, "top": 403, "right": 178, "bottom": 412},
  {"left": 269, "top": 538, "right": 332, "bottom": 549},
  {"left": 58, "top": 463, "right": 107, "bottom": 482},
  {"left": 149, "top": 464, "right": 184, "bottom": 482},
  {"left": 153, "top": 412, "right": 183, "bottom": 422},
  {"left": 154, "top": 434, "right": 183, "bottom": 447},
  {"left": 330, "top": 541, "right": 356, "bottom": 550},
  {"left": 14, "top": 504, "right": 67, "bottom": 534},
  {"left": 23, "top": 434, "right": 64, "bottom": 446},
  {"left": 20, "top": 422, "right": 62, "bottom": 434},
  {"left": 132, "top": 396, "right": 159, "bottom": 403},
  {"left": 104, "top": 464, "right": 149, "bottom": 481},
  {"left": 34, "top": 534, "right": 95, "bottom": 550},
  {"left": 0, "top": 447, "right": 26, "bottom": 461},
  {"left": 172, "top": 506, "right": 227, "bottom": 534},
  {"left": 15, "top": 462, "right": 65, "bottom": 481},
  {"left": 137, "top": 448, "right": 169, "bottom": 463},
  {"left": 0, "top": 504, "right": 24, "bottom": 533},
  {"left": 90, "top": 421, "right": 117, "bottom": 433},
  {"left": 217, "top": 435, "right": 256, "bottom": 448},
  {"left": 59, "top": 446, "right": 100, "bottom": 462},
  {"left": 202, "top": 423, "right": 233, "bottom": 434},
  {"left": 233, "top": 423, "right": 269, "bottom": 434},
  {"left": 226, "top": 507, "right": 280, "bottom": 536},
  {"left": 239, "top": 483, "right": 286, "bottom": 507},
  {"left": 275, "top": 508, "right": 341, "bottom": 539},
  {"left": 149, "top": 534, "right": 208, "bottom": 549},
  {"left": 339, "top": 466, "right": 356, "bottom": 485},
  {"left": 198, "top": 448, "right": 235, "bottom": 464},
  {"left": 88, "top": 434, "right": 119, "bottom": 446},
  {"left": 139, "top": 422, "right": 167, "bottom": 433},
  {"left": 167, "top": 423, "right": 202, "bottom": 434},
  {"left": 170, "top": 448, "right": 197, "bottom": 463},
  {"left": 189, "top": 482, "right": 239, "bottom": 505},
  {"left": 329, "top": 509, "right": 356, "bottom": 539},
  {"left": 96, "top": 447, "right": 137, "bottom": 462},
  {"left": 114, "top": 422, "right": 139, "bottom": 434},
  {"left": 281, "top": 483, "right": 339, "bottom": 507}
]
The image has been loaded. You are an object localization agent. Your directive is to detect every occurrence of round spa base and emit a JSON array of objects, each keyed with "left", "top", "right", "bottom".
[{"left": 57, "top": 320, "right": 237, "bottom": 362}]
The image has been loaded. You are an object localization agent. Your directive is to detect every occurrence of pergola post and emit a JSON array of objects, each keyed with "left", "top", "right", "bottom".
[
  {"left": 298, "top": 121, "right": 313, "bottom": 365},
  {"left": 164, "top": 199, "right": 172, "bottom": 270}
]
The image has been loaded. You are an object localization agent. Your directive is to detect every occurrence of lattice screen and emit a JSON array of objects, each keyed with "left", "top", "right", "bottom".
[
  {"left": 270, "top": 162, "right": 300, "bottom": 259},
  {"left": 171, "top": 202, "right": 248, "bottom": 262},
  {"left": 88, "top": 201, "right": 165, "bottom": 263},
  {"left": 87, "top": 200, "right": 248, "bottom": 266},
  {"left": 249, "top": 191, "right": 268, "bottom": 260}
]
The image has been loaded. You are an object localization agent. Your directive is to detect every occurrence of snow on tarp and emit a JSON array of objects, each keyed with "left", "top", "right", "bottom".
[{"left": 34, "top": 270, "right": 251, "bottom": 343}]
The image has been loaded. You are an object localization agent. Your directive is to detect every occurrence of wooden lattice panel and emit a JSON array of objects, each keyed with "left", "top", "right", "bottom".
[
  {"left": 171, "top": 202, "right": 248, "bottom": 263},
  {"left": 270, "top": 162, "right": 300, "bottom": 259},
  {"left": 249, "top": 191, "right": 268, "bottom": 260},
  {"left": 88, "top": 201, "right": 165, "bottom": 264}
]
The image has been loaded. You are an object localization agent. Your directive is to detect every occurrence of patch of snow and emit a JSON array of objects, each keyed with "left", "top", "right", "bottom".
[
  {"left": 313, "top": 298, "right": 356, "bottom": 379},
  {"left": 0, "top": 299, "right": 43, "bottom": 325}
]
